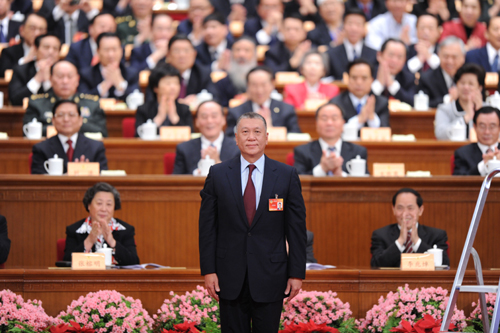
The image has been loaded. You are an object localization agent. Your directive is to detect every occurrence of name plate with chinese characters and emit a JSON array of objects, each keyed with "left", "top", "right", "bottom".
[
  {"left": 486, "top": 72, "right": 499, "bottom": 87},
  {"left": 160, "top": 126, "right": 191, "bottom": 141},
  {"left": 72, "top": 253, "right": 105, "bottom": 270},
  {"left": 401, "top": 253, "right": 435, "bottom": 271},
  {"left": 267, "top": 127, "right": 288, "bottom": 142},
  {"left": 360, "top": 127, "right": 392, "bottom": 141},
  {"left": 373, "top": 163, "right": 405, "bottom": 177},
  {"left": 67, "top": 162, "right": 100, "bottom": 176},
  {"left": 46, "top": 126, "right": 57, "bottom": 138},
  {"left": 275, "top": 72, "right": 304, "bottom": 85}
]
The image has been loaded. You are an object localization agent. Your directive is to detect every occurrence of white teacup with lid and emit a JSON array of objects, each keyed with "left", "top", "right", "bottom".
[
  {"left": 425, "top": 244, "right": 443, "bottom": 266},
  {"left": 137, "top": 119, "right": 157, "bottom": 140},
  {"left": 96, "top": 244, "right": 113, "bottom": 266},
  {"left": 342, "top": 122, "right": 358, "bottom": 141},
  {"left": 23, "top": 118, "right": 43, "bottom": 139},
  {"left": 487, "top": 155, "right": 500, "bottom": 174},
  {"left": 44, "top": 154, "right": 63, "bottom": 175},
  {"left": 346, "top": 155, "right": 366, "bottom": 176},
  {"left": 198, "top": 155, "right": 215, "bottom": 176},
  {"left": 414, "top": 90, "right": 429, "bottom": 111},
  {"left": 447, "top": 121, "right": 466, "bottom": 141}
]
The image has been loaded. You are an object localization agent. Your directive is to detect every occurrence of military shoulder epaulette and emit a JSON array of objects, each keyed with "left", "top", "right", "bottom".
[
  {"left": 30, "top": 93, "right": 46, "bottom": 100},
  {"left": 79, "top": 93, "right": 100, "bottom": 102},
  {"left": 115, "top": 15, "right": 132, "bottom": 25}
]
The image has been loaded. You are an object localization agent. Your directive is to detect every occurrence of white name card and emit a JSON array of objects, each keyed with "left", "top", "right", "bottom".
[
  {"left": 46, "top": 126, "right": 57, "bottom": 138},
  {"left": 373, "top": 163, "right": 405, "bottom": 177},
  {"left": 72, "top": 253, "right": 106, "bottom": 270},
  {"left": 99, "top": 98, "right": 116, "bottom": 110},
  {"left": 360, "top": 127, "right": 392, "bottom": 141},
  {"left": 486, "top": 72, "right": 499, "bottom": 86},
  {"left": 401, "top": 253, "right": 435, "bottom": 271},
  {"left": 275, "top": 72, "right": 304, "bottom": 85},
  {"left": 160, "top": 126, "right": 191, "bottom": 141},
  {"left": 304, "top": 99, "right": 328, "bottom": 112},
  {"left": 267, "top": 127, "right": 288, "bottom": 142},
  {"left": 67, "top": 162, "right": 100, "bottom": 176}
]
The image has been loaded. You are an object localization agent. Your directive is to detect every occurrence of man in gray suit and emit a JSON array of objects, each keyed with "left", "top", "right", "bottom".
[
  {"left": 294, "top": 103, "right": 368, "bottom": 176},
  {"left": 225, "top": 66, "right": 301, "bottom": 137}
]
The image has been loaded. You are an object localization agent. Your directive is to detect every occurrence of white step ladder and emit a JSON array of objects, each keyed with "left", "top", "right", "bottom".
[{"left": 440, "top": 170, "right": 500, "bottom": 333}]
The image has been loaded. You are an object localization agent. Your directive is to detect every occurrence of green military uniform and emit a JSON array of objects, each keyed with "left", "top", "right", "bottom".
[
  {"left": 116, "top": 15, "right": 138, "bottom": 45},
  {"left": 23, "top": 90, "right": 108, "bottom": 137}
]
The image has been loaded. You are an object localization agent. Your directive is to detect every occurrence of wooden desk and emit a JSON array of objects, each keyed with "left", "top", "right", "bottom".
[
  {"left": 153, "top": 8, "right": 188, "bottom": 21},
  {"left": 0, "top": 138, "right": 464, "bottom": 175},
  {"left": 1, "top": 176, "right": 499, "bottom": 270},
  {"left": 1, "top": 268, "right": 497, "bottom": 319}
]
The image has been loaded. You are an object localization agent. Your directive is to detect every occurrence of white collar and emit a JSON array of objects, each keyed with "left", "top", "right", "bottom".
[
  {"left": 441, "top": 69, "right": 454, "bottom": 88},
  {"left": 0, "top": 16, "right": 9, "bottom": 34},
  {"left": 181, "top": 68, "right": 192, "bottom": 82},
  {"left": 200, "top": 131, "right": 224, "bottom": 151},
  {"left": 76, "top": 217, "right": 126, "bottom": 234},
  {"left": 344, "top": 40, "right": 363, "bottom": 58},
  {"left": 348, "top": 92, "right": 369, "bottom": 107},
  {"left": 57, "top": 132, "right": 79, "bottom": 151},
  {"left": 486, "top": 42, "right": 500, "bottom": 64},
  {"left": 240, "top": 153, "right": 265, "bottom": 174},
  {"left": 318, "top": 137, "right": 342, "bottom": 155},
  {"left": 89, "top": 38, "right": 97, "bottom": 56},
  {"left": 397, "top": 222, "right": 419, "bottom": 232},
  {"left": 208, "top": 39, "right": 227, "bottom": 56},
  {"left": 252, "top": 99, "right": 271, "bottom": 112},
  {"left": 64, "top": 10, "right": 80, "bottom": 22},
  {"left": 306, "top": 81, "right": 320, "bottom": 92},
  {"left": 477, "top": 142, "right": 498, "bottom": 155}
]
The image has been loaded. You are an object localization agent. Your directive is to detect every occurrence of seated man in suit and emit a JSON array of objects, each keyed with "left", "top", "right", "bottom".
[
  {"left": 79, "top": 32, "right": 139, "bottom": 100},
  {"left": 0, "top": 215, "right": 11, "bottom": 266},
  {"left": 371, "top": 188, "right": 449, "bottom": 268},
  {"left": 327, "top": 7, "right": 377, "bottom": 79},
  {"left": 294, "top": 102, "right": 368, "bottom": 176},
  {"left": 406, "top": 13, "right": 441, "bottom": 75},
  {"left": 454, "top": 106, "right": 500, "bottom": 176},
  {"left": 0, "top": 0, "right": 23, "bottom": 43},
  {"left": 47, "top": 0, "right": 99, "bottom": 45},
  {"left": 31, "top": 99, "right": 108, "bottom": 174},
  {"left": 0, "top": 13, "right": 47, "bottom": 78},
  {"left": 195, "top": 12, "right": 234, "bottom": 70},
  {"left": 306, "top": 230, "right": 318, "bottom": 263},
  {"left": 165, "top": 34, "right": 218, "bottom": 106},
  {"left": 216, "top": 36, "right": 258, "bottom": 107},
  {"left": 264, "top": 13, "right": 310, "bottom": 73},
  {"left": 9, "top": 33, "right": 61, "bottom": 106},
  {"left": 372, "top": 38, "right": 416, "bottom": 106},
  {"left": 65, "top": 12, "right": 116, "bottom": 73},
  {"left": 176, "top": 0, "right": 214, "bottom": 46},
  {"left": 306, "top": 0, "right": 344, "bottom": 47},
  {"left": 173, "top": 100, "right": 239, "bottom": 174},
  {"left": 345, "top": 0, "right": 386, "bottom": 21},
  {"left": 244, "top": 0, "right": 283, "bottom": 45},
  {"left": 418, "top": 36, "right": 466, "bottom": 107},
  {"left": 225, "top": 66, "right": 301, "bottom": 136},
  {"left": 330, "top": 58, "right": 390, "bottom": 129},
  {"left": 466, "top": 16, "right": 500, "bottom": 73},
  {"left": 115, "top": 0, "right": 154, "bottom": 45},
  {"left": 365, "top": 0, "right": 417, "bottom": 51},
  {"left": 24, "top": 60, "right": 107, "bottom": 137},
  {"left": 129, "top": 13, "right": 173, "bottom": 72}
]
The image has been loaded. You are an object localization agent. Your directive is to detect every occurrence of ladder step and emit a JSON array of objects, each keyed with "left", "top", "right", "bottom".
[{"left": 459, "top": 285, "right": 498, "bottom": 293}]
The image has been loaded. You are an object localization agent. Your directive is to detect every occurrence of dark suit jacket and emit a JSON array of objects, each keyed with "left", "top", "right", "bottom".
[
  {"left": 345, "top": 0, "right": 387, "bottom": 20},
  {"left": 5, "top": 19, "right": 22, "bottom": 42},
  {"left": 65, "top": 37, "right": 93, "bottom": 73},
  {"left": 195, "top": 36, "right": 234, "bottom": 67},
  {"left": 225, "top": 100, "right": 302, "bottom": 137},
  {"left": 417, "top": 67, "right": 449, "bottom": 108},
  {"left": 176, "top": 19, "right": 193, "bottom": 35},
  {"left": 406, "top": 43, "right": 438, "bottom": 75},
  {"left": 63, "top": 218, "right": 140, "bottom": 265},
  {"left": 78, "top": 63, "right": 139, "bottom": 100},
  {"left": 199, "top": 155, "right": 307, "bottom": 302},
  {"left": 0, "top": 215, "right": 10, "bottom": 265},
  {"left": 129, "top": 42, "right": 153, "bottom": 72},
  {"left": 466, "top": 46, "right": 492, "bottom": 72},
  {"left": 0, "top": 42, "right": 24, "bottom": 78},
  {"left": 47, "top": 10, "right": 89, "bottom": 44},
  {"left": 9, "top": 60, "right": 51, "bottom": 106},
  {"left": 327, "top": 43, "right": 377, "bottom": 79},
  {"left": 210, "top": 0, "right": 257, "bottom": 19},
  {"left": 330, "top": 91, "right": 390, "bottom": 127},
  {"left": 374, "top": 67, "right": 416, "bottom": 105},
  {"left": 306, "top": 230, "right": 317, "bottom": 263},
  {"left": 306, "top": 21, "right": 332, "bottom": 47},
  {"left": 411, "top": 0, "right": 458, "bottom": 21},
  {"left": 294, "top": 139, "right": 368, "bottom": 175},
  {"left": 134, "top": 100, "right": 193, "bottom": 136},
  {"left": 370, "top": 223, "right": 449, "bottom": 267},
  {"left": 453, "top": 143, "right": 500, "bottom": 175},
  {"left": 31, "top": 134, "right": 108, "bottom": 174},
  {"left": 11, "top": 0, "right": 33, "bottom": 15},
  {"left": 264, "top": 41, "right": 295, "bottom": 73},
  {"left": 215, "top": 75, "right": 239, "bottom": 107},
  {"left": 173, "top": 135, "right": 240, "bottom": 174},
  {"left": 243, "top": 17, "right": 279, "bottom": 45}
]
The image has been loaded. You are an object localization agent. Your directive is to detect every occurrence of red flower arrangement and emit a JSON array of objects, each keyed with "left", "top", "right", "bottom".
[
  {"left": 280, "top": 319, "right": 340, "bottom": 333},
  {"left": 390, "top": 314, "right": 456, "bottom": 333},
  {"left": 161, "top": 323, "right": 204, "bottom": 333}
]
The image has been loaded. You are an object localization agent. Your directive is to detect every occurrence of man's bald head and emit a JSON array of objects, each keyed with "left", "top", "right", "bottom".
[{"left": 51, "top": 60, "right": 80, "bottom": 99}]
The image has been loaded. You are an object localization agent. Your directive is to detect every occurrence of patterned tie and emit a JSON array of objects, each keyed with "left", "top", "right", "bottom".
[
  {"left": 243, "top": 164, "right": 256, "bottom": 225},
  {"left": 66, "top": 139, "right": 74, "bottom": 162},
  {"left": 493, "top": 54, "right": 499, "bottom": 73},
  {"left": 404, "top": 230, "right": 413, "bottom": 253},
  {"left": 327, "top": 147, "right": 336, "bottom": 176}
]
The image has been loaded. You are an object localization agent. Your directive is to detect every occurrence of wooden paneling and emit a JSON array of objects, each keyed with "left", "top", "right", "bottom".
[
  {"left": 0, "top": 138, "right": 465, "bottom": 175},
  {"left": 1, "top": 176, "right": 499, "bottom": 270}
]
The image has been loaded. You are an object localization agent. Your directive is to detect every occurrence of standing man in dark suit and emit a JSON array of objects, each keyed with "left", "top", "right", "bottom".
[
  {"left": 330, "top": 59, "right": 390, "bottom": 129},
  {"left": 8, "top": 33, "right": 61, "bottom": 106},
  {"left": 345, "top": 0, "right": 386, "bottom": 21},
  {"left": 199, "top": 111, "right": 307, "bottom": 332},
  {"left": 0, "top": 215, "right": 11, "bottom": 266},
  {"left": 226, "top": 66, "right": 301, "bottom": 136},
  {"left": 306, "top": 0, "right": 344, "bottom": 47},
  {"left": 195, "top": 12, "right": 234, "bottom": 70},
  {"left": 454, "top": 106, "right": 500, "bottom": 176},
  {"left": 31, "top": 99, "right": 108, "bottom": 174},
  {"left": 0, "top": 13, "right": 47, "bottom": 78},
  {"left": 371, "top": 38, "right": 416, "bottom": 106},
  {"left": 65, "top": 12, "right": 116, "bottom": 73},
  {"left": 406, "top": 13, "right": 441, "bottom": 75},
  {"left": 371, "top": 188, "right": 449, "bottom": 268},
  {"left": 294, "top": 103, "right": 368, "bottom": 176},
  {"left": 466, "top": 16, "right": 500, "bottom": 73},
  {"left": 173, "top": 100, "right": 239, "bottom": 174},
  {"left": 79, "top": 32, "right": 139, "bottom": 100},
  {"left": 326, "top": 7, "right": 377, "bottom": 79}
]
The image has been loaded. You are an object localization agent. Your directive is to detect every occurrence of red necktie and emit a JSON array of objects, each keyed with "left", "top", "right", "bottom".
[
  {"left": 243, "top": 164, "right": 256, "bottom": 225},
  {"left": 91, "top": 55, "right": 99, "bottom": 66},
  {"left": 179, "top": 78, "right": 187, "bottom": 98},
  {"left": 404, "top": 230, "right": 413, "bottom": 253},
  {"left": 66, "top": 139, "right": 74, "bottom": 162},
  {"left": 422, "top": 61, "right": 430, "bottom": 71}
]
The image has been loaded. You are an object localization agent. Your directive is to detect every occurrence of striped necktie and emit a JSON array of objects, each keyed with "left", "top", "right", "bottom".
[{"left": 404, "top": 230, "right": 413, "bottom": 253}]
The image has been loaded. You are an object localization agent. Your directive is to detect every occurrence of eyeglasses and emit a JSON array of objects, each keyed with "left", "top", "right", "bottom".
[
  {"left": 477, "top": 124, "right": 499, "bottom": 132},
  {"left": 54, "top": 113, "right": 79, "bottom": 119}
]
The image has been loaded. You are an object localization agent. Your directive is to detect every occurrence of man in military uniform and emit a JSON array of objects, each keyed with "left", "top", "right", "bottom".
[
  {"left": 23, "top": 60, "right": 108, "bottom": 137},
  {"left": 116, "top": 0, "right": 154, "bottom": 45}
]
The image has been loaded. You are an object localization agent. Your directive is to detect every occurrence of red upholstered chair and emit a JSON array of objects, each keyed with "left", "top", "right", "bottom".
[
  {"left": 0, "top": 263, "right": 4, "bottom": 269},
  {"left": 122, "top": 117, "right": 136, "bottom": 138},
  {"left": 163, "top": 153, "right": 176, "bottom": 174},
  {"left": 29, "top": 152, "right": 32, "bottom": 173},
  {"left": 450, "top": 155, "right": 455, "bottom": 175},
  {"left": 57, "top": 238, "right": 66, "bottom": 261},
  {"left": 286, "top": 152, "right": 294, "bottom": 166}
]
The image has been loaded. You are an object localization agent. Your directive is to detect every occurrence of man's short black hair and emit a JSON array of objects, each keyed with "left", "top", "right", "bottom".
[
  {"left": 148, "top": 62, "right": 182, "bottom": 92},
  {"left": 487, "top": 15, "right": 500, "bottom": 30},
  {"left": 203, "top": 12, "right": 226, "bottom": 26},
  {"left": 34, "top": 33, "right": 60, "bottom": 48},
  {"left": 151, "top": 13, "right": 172, "bottom": 27},
  {"left": 347, "top": 58, "right": 374, "bottom": 78},
  {"left": 392, "top": 188, "right": 423, "bottom": 208},
  {"left": 380, "top": 38, "right": 406, "bottom": 53},
  {"left": 196, "top": 100, "right": 225, "bottom": 117},
  {"left": 283, "top": 12, "right": 304, "bottom": 22},
  {"left": 83, "top": 182, "right": 121, "bottom": 212},
  {"left": 52, "top": 99, "right": 80, "bottom": 116},
  {"left": 246, "top": 65, "right": 274, "bottom": 83},
  {"left": 168, "top": 34, "right": 195, "bottom": 51},
  {"left": 96, "top": 32, "right": 120, "bottom": 48},
  {"left": 315, "top": 102, "right": 345, "bottom": 120},
  {"left": 89, "top": 12, "right": 114, "bottom": 26},
  {"left": 22, "top": 12, "right": 47, "bottom": 26},
  {"left": 416, "top": 12, "right": 442, "bottom": 27},
  {"left": 343, "top": 7, "right": 366, "bottom": 22},
  {"left": 473, "top": 106, "right": 500, "bottom": 125}
]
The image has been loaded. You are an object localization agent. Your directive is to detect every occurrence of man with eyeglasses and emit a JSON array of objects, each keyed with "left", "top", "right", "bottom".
[
  {"left": 453, "top": 106, "right": 500, "bottom": 175},
  {"left": 0, "top": 13, "right": 47, "bottom": 78},
  {"left": 23, "top": 60, "right": 108, "bottom": 137},
  {"left": 31, "top": 99, "right": 108, "bottom": 174}
]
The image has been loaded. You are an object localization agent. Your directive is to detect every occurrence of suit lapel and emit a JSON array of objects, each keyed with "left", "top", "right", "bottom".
[
  {"left": 311, "top": 141, "right": 323, "bottom": 166},
  {"left": 270, "top": 100, "right": 280, "bottom": 126},
  {"left": 73, "top": 134, "right": 87, "bottom": 161},
  {"left": 342, "top": 92, "right": 357, "bottom": 120},
  {"left": 417, "top": 224, "right": 427, "bottom": 241},
  {"left": 338, "top": 44, "right": 349, "bottom": 69},
  {"left": 220, "top": 136, "right": 236, "bottom": 160},
  {"left": 250, "top": 155, "right": 278, "bottom": 230},
  {"left": 226, "top": 156, "right": 248, "bottom": 227}
]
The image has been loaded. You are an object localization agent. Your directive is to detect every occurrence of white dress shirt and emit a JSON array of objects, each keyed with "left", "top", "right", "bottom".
[
  {"left": 241, "top": 154, "right": 265, "bottom": 210},
  {"left": 477, "top": 142, "right": 499, "bottom": 176},
  {"left": 395, "top": 222, "right": 422, "bottom": 252},
  {"left": 371, "top": 75, "right": 401, "bottom": 97},
  {"left": 312, "top": 137, "right": 347, "bottom": 177},
  {"left": 344, "top": 40, "right": 363, "bottom": 62},
  {"left": 97, "top": 65, "right": 128, "bottom": 97},
  {"left": 252, "top": 99, "right": 271, "bottom": 113},
  {"left": 365, "top": 12, "right": 418, "bottom": 51},
  {"left": 58, "top": 133, "right": 78, "bottom": 154},
  {"left": 486, "top": 42, "right": 500, "bottom": 70},
  {"left": 52, "top": 6, "right": 98, "bottom": 44},
  {"left": 209, "top": 39, "right": 227, "bottom": 71},
  {"left": 18, "top": 42, "right": 31, "bottom": 65},
  {"left": 407, "top": 45, "right": 440, "bottom": 73},
  {"left": 193, "top": 131, "right": 224, "bottom": 175},
  {"left": 27, "top": 61, "right": 52, "bottom": 94},
  {"left": 0, "top": 16, "right": 9, "bottom": 41},
  {"left": 347, "top": 93, "right": 381, "bottom": 129}
]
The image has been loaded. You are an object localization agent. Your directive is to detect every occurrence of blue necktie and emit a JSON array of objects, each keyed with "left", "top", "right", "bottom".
[
  {"left": 356, "top": 103, "right": 363, "bottom": 114},
  {"left": 353, "top": 50, "right": 358, "bottom": 60},
  {"left": 0, "top": 24, "right": 6, "bottom": 43},
  {"left": 493, "top": 54, "right": 499, "bottom": 73},
  {"left": 327, "top": 147, "right": 336, "bottom": 176}
]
